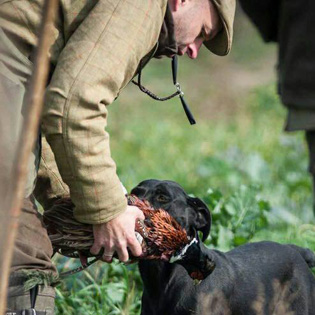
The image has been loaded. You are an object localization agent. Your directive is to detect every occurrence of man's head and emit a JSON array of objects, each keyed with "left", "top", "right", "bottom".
[{"left": 169, "top": 0, "right": 235, "bottom": 59}]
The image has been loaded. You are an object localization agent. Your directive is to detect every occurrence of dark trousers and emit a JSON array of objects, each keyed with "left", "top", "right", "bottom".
[
  {"left": 305, "top": 131, "right": 315, "bottom": 215},
  {"left": 10, "top": 196, "right": 57, "bottom": 275},
  {"left": 6, "top": 197, "right": 57, "bottom": 314},
  {"left": 0, "top": 28, "right": 57, "bottom": 313}
]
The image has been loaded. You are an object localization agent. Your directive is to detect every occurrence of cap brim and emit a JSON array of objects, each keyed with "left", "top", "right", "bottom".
[
  {"left": 204, "top": 26, "right": 229, "bottom": 56},
  {"left": 203, "top": 0, "right": 235, "bottom": 56}
]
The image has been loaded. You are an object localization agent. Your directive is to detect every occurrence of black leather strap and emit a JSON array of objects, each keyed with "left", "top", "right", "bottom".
[
  {"left": 30, "top": 285, "right": 38, "bottom": 309},
  {"left": 132, "top": 55, "right": 196, "bottom": 125},
  {"left": 6, "top": 284, "right": 46, "bottom": 315}
]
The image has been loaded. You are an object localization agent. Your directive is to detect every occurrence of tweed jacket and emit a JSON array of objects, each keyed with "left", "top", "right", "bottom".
[{"left": 0, "top": 0, "right": 167, "bottom": 223}]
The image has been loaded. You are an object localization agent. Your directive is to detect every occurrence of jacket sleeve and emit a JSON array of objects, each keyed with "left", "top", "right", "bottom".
[
  {"left": 43, "top": 0, "right": 166, "bottom": 224},
  {"left": 238, "top": 0, "right": 280, "bottom": 43},
  {"left": 34, "top": 135, "right": 70, "bottom": 210}
]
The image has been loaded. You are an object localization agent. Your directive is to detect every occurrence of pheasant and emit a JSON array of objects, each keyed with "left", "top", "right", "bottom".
[{"left": 43, "top": 195, "right": 215, "bottom": 280}]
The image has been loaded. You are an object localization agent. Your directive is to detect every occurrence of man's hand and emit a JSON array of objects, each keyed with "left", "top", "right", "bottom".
[{"left": 90, "top": 205, "right": 145, "bottom": 263}]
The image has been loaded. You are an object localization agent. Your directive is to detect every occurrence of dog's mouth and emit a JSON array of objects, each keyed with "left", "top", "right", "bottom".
[{"left": 169, "top": 234, "right": 215, "bottom": 281}]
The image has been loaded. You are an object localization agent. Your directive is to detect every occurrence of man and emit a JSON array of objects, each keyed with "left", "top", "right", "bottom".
[
  {"left": 238, "top": 0, "right": 315, "bottom": 215},
  {"left": 0, "top": 0, "right": 235, "bottom": 313}
]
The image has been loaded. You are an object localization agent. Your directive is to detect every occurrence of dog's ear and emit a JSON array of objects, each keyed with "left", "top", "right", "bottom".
[{"left": 187, "top": 197, "right": 211, "bottom": 242}]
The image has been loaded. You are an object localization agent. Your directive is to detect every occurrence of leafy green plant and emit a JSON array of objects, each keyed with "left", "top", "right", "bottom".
[
  {"left": 55, "top": 261, "right": 142, "bottom": 314},
  {"left": 203, "top": 185, "right": 270, "bottom": 251}
]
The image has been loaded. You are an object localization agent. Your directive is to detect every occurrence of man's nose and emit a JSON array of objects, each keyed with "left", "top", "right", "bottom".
[{"left": 186, "top": 38, "right": 203, "bottom": 59}]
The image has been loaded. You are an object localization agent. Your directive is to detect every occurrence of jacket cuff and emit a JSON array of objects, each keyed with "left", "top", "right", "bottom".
[{"left": 73, "top": 181, "right": 128, "bottom": 224}]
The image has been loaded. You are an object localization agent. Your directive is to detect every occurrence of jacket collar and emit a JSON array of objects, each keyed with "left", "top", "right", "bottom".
[{"left": 154, "top": 5, "right": 178, "bottom": 58}]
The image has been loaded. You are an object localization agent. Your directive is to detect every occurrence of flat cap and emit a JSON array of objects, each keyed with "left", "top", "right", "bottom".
[{"left": 204, "top": 0, "right": 236, "bottom": 56}]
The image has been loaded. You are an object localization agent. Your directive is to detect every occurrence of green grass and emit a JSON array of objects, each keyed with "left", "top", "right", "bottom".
[
  {"left": 55, "top": 264, "right": 142, "bottom": 314},
  {"left": 54, "top": 11, "right": 315, "bottom": 314}
]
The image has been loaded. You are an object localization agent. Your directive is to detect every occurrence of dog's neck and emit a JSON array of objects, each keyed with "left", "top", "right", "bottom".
[
  {"left": 138, "top": 248, "right": 239, "bottom": 315},
  {"left": 139, "top": 260, "right": 198, "bottom": 314},
  {"left": 139, "top": 261, "right": 174, "bottom": 294}
]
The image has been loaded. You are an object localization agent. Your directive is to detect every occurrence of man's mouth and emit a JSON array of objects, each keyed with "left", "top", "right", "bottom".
[
  {"left": 177, "top": 49, "right": 185, "bottom": 56},
  {"left": 177, "top": 44, "right": 188, "bottom": 55}
]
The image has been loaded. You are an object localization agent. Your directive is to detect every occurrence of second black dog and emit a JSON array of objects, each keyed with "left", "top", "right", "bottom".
[{"left": 131, "top": 179, "right": 315, "bottom": 315}]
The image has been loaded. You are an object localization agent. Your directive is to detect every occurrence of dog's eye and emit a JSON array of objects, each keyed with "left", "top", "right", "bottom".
[{"left": 156, "top": 195, "right": 169, "bottom": 203}]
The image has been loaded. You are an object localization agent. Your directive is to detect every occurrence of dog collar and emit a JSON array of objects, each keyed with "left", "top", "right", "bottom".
[{"left": 169, "top": 237, "right": 198, "bottom": 263}]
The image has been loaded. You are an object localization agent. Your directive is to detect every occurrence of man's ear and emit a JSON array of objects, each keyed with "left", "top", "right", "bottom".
[
  {"left": 187, "top": 197, "right": 211, "bottom": 242},
  {"left": 170, "top": 0, "right": 183, "bottom": 11}
]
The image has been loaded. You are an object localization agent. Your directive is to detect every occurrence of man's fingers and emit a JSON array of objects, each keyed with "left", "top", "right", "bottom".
[
  {"left": 115, "top": 239, "right": 129, "bottom": 262},
  {"left": 91, "top": 205, "right": 145, "bottom": 263},
  {"left": 127, "top": 235, "right": 143, "bottom": 257},
  {"left": 90, "top": 242, "right": 102, "bottom": 256},
  {"left": 134, "top": 207, "right": 145, "bottom": 221},
  {"left": 116, "top": 246, "right": 129, "bottom": 262},
  {"left": 136, "top": 209, "right": 145, "bottom": 221},
  {"left": 128, "top": 205, "right": 145, "bottom": 221},
  {"left": 102, "top": 250, "right": 115, "bottom": 263}
]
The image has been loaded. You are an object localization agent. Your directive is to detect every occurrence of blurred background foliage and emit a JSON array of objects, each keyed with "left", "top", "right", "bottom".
[{"left": 54, "top": 5, "right": 315, "bottom": 314}]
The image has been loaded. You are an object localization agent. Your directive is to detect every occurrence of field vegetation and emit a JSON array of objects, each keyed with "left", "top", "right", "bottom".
[{"left": 54, "top": 8, "right": 315, "bottom": 314}]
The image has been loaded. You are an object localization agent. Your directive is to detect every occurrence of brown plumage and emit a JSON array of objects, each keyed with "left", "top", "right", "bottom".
[{"left": 43, "top": 195, "right": 190, "bottom": 262}]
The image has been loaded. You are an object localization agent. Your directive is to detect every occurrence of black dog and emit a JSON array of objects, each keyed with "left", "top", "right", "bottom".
[{"left": 131, "top": 179, "right": 315, "bottom": 315}]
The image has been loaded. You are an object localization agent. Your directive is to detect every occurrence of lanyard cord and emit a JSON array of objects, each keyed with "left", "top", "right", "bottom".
[
  {"left": 132, "top": 56, "right": 196, "bottom": 125},
  {"left": 59, "top": 256, "right": 101, "bottom": 277}
]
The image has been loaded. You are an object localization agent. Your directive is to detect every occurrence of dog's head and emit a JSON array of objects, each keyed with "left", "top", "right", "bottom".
[{"left": 131, "top": 179, "right": 211, "bottom": 242}]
